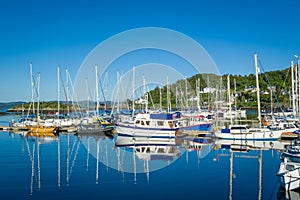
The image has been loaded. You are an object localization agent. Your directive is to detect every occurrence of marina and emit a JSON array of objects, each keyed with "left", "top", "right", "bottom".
[
  {"left": 1, "top": 1, "right": 300, "bottom": 199},
  {"left": 0, "top": 114, "right": 298, "bottom": 200}
]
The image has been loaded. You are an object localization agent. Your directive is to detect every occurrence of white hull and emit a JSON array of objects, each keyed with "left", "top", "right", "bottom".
[
  {"left": 214, "top": 129, "right": 282, "bottom": 140},
  {"left": 278, "top": 160, "right": 300, "bottom": 191},
  {"left": 117, "top": 124, "right": 179, "bottom": 138}
]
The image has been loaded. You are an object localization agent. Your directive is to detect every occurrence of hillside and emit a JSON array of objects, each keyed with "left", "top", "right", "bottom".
[{"left": 147, "top": 67, "right": 292, "bottom": 111}]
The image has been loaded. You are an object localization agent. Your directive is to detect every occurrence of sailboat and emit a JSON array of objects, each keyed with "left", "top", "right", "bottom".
[{"left": 214, "top": 54, "right": 282, "bottom": 140}]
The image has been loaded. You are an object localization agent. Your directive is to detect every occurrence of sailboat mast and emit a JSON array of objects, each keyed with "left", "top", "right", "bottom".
[
  {"left": 95, "top": 65, "right": 99, "bottom": 116},
  {"left": 227, "top": 75, "right": 233, "bottom": 124},
  {"left": 185, "top": 77, "right": 188, "bottom": 109},
  {"left": 37, "top": 72, "right": 40, "bottom": 120},
  {"left": 116, "top": 71, "right": 120, "bottom": 113},
  {"left": 167, "top": 76, "right": 171, "bottom": 113},
  {"left": 30, "top": 63, "right": 35, "bottom": 115},
  {"left": 197, "top": 78, "right": 201, "bottom": 111},
  {"left": 66, "top": 68, "right": 70, "bottom": 116},
  {"left": 254, "top": 53, "right": 262, "bottom": 128},
  {"left": 291, "top": 61, "right": 296, "bottom": 117},
  {"left": 85, "top": 78, "right": 90, "bottom": 111},
  {"left": 296, "top": 55, "right": 300, "bottom": 122},
  {"left": 132, "top": 66, "right": 135, "bottom": 117},
  {"left": 159, "top": 86, "right": 162, "bottom": 111},
  {"left": 143, "top": 75, "right": 148, "bottom": 113},
  {"left": 234, "top": 78, "right": 237, "bottom": 112},
  {"left": 57, "top": 66, "right": 60, "bottom": 119}
]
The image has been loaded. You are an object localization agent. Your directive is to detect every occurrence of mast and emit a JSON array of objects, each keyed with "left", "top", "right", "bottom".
[
  {"left": 167, "top": 76, "right": 171, "bottom": 113},
  {"left": 66, "top": 68, "right": 70, "bottom": 116},
  {"left": 37, "top": 72, "right": 40, "bottom": 120},
  {"left": 185, "top": 77, "right": 188, "bottom": 109},
  {"left": 291, "top": 61, "right": 296, "bottom": 117},
  {"left": 132, "top": 66, "right": 135, "bottom": 117},
  {"left": 196, "top": 78, "right": 201, "bottom": 111},
  {"left": 116, "top": 71, "right": 120, "bottom": 113},
  {"left": 85, "top": 78, "right": 90, "bottom": 111},
  {"left": 159, "top": 86, "right": 162, "bottom": 111},
  {"left": 95, "top": 65, "right": 99, "bottom": 116},
  {"left": 143, "top": 75, "right": 148, "bottom": 113},
  {"left": 254, "top": 53, "right": 262, "bottom": 128},
  {"left": 227, "top": 75, "right": 233, "bottom": 124},
  {"left": 234, "top": 78, "right": 237, "bottom": 112},
  {"left": 57, "top": 66, "right": 60, "bottom": 119},
  {"left": 30, "top": 63, "right": 35, "bottom": 115}
]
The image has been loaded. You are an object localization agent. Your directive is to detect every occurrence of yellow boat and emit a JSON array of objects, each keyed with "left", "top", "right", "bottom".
[{"left": 26, "top": 125, "right": 59, "bottom": 135}]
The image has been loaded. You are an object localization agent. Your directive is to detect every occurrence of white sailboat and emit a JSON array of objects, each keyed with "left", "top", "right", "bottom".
[{"left": 215, "top": 54, "right": 282, "bottom": 140}]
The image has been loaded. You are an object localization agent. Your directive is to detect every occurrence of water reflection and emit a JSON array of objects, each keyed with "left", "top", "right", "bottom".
[
  {"left": 277, "top": 186, "right": 300, "bottom": 200},
  {"left": 0, "top": 130, "right": 293, "bottom": 199}
]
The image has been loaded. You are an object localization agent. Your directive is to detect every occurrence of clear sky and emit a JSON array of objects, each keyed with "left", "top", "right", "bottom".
[{"left": 0, "top": 0, "right": 299, "bottom": 102}]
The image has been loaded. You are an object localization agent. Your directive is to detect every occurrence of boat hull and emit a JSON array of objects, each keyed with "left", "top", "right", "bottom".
[
  {"left": 26, "top": 125, "right": 59, "bottom": 134},
  {"left": 214, "top": 130, "right": 282, "bottom": 140},
  {"left": 183, "top": 123, "right": 213, "bottom": 131},
  {"left": 116, "top": 124, "right": 180, "bottom": 138}
]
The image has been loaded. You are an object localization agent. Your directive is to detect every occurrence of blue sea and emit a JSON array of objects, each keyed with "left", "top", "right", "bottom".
[{"left": 0, "top": 114, "right": 295, "bottom": 200}]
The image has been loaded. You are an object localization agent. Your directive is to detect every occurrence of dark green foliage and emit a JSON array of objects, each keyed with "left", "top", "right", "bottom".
[{"left": 147, "top": 67, "right": 291, "bottom": 110}]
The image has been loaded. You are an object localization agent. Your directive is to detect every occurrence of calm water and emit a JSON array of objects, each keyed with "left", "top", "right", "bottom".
[{"left": 0, "top": 115, "right": 295, "bottom": 200}]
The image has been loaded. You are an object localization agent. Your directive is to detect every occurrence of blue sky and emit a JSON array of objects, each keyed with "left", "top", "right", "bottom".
[{"left": 0, "top": 0, "right": 299, "bottom": 102}]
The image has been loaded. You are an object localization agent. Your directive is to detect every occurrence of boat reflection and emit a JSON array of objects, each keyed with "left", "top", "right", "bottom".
[
  {"left": 215, "top": 138, "right": 290, "bottom": 200},
  {"left": 277, "top": 186, "right": 300, "bottom": 200},
  {"left": 215, "top": 139, "right": 290, "bottom": 152},
  {"left": 22, "top": 131, "right": 59, "bottom": 195},
  {"left": 115, "top": 135, "right": 182, "bottom": 161},
  {"left": 114, "top": 134, "right": 185, "bottom": 182},
  {"left": 77, "top": 131, "right": 115, "bottom": 184},
  {"left": 183, "top": 136, "right": 214, "bottom": 165}
]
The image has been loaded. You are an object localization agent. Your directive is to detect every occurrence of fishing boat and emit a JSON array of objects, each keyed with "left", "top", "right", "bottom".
[
  {"left": 214, "top": 124, "right": 282, "bottom": 140},
  {"left": 277, "top": 158, "right": 300, "bottom": 191},
  {"left": 116, "top": 113, "right": 182, "bottom": 138}
]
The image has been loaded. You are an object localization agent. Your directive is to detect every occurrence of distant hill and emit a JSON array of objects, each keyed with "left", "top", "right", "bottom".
[
  {"left": 147, "top": 67, "right": 292, "bottom": 110},
  {"left": 0, "top": 102, "right": 26, "bottom": 112}
]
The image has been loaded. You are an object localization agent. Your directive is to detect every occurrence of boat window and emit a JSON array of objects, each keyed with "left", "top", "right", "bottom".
[
  {"left": 158, "top": 148, "right": 165, "bottom": 153},
  {"left": 286, "top": 164, "right": 295, "bottom": 171},
  {"left": 141, "top": 121, "right": 145, "bottom": 125},
  {"left": 146, "top": 147, "right": 150, "bottom": 153},
  {"left": 231, "top": 126, "right": 246, "bottom": 130},
  {"left": 157, "top": 121, "right": 164, "bottom": 126},
  {"left": 146, "top": 121, "right": 150, "bottom": 125},
  {"left": 135, "top": 120, "right": 140, "bottom": 124},
  {"left": 168, "top": 121, "right": 174, "bottom": 128}
]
